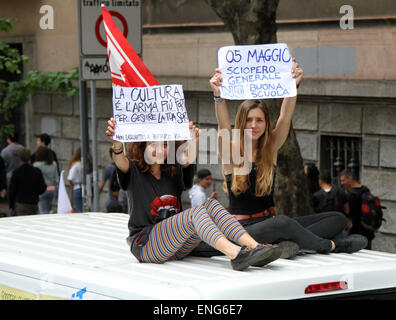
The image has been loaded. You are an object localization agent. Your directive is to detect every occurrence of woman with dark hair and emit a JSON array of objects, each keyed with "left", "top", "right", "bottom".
[
  {"left": 204, "top": 61, "right": 368, "bottom": 257},
  {"left": 105, "top": 119, "right": 283, "bottom": 270},
  {"left": 33, "top": 146, "right": 59, "bottom": 214}
]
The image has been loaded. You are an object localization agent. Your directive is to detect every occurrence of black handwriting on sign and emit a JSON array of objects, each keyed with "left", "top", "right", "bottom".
[{"left": 85, "top": 59, "right": 110, "bottom": 74}]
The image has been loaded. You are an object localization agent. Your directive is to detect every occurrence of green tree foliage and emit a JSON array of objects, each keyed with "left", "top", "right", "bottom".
[{"left": 0, "top": 18, "right": 78, "bottom": 139}]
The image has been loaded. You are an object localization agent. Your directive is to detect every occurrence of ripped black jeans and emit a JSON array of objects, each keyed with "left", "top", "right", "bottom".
[{"left": 190, "top": 211, "right": 348, "bottom": 257}]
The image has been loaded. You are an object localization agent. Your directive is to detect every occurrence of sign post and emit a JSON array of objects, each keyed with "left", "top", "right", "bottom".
[{"left": 77, "top": 0, "right": 142, "bottom": 212}]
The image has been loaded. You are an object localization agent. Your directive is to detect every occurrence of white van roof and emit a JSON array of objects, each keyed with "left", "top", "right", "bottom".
[{"left": 0, "top": 212, "right": 396, "bottom": 300}]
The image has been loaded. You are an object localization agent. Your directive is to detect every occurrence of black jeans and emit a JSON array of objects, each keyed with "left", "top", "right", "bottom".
[{"left": 190, "top": 211, "right": 347, "bottom": 257}]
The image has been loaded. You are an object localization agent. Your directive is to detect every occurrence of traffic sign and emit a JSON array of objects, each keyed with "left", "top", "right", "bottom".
[
  {"left": 82, "top": 57, "right": 111, "bottom": 80},
  {"left": 79, "top": 0, "right": 141, "bottom": 56}
]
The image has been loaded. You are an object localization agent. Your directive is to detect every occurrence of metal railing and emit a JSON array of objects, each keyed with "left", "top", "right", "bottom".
[{"left": 321, "top": 135, "right": 361, "bottom": 185}]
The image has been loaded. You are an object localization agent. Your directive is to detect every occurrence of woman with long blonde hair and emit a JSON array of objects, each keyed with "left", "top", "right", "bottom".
[{"left": 194, "top": 60, "right": 368, "bottom": 257}]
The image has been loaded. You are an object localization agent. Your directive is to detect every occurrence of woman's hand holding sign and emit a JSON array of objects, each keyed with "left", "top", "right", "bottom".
[
  {"left": 209, "top": 68, "right": 223, "bottom": 97},
  {"left": 106, "top": 117, "right": 117, "bottom": 143},
  {"left": 291, "top": 58, "right": 303, "bottom": 87},
  {"left": 189, "top": 121, "right": 200, "bottom": 141},
  {"left": 179, "top": 121, "right": 200, "bottom": 168},
  {"left": 106, "top": 117, "right": 129, "bottom": 173}
]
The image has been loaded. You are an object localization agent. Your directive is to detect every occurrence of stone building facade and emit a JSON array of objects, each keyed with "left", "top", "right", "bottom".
[{"left": 1, "top": 0, "right": 396, "bottom": 252}]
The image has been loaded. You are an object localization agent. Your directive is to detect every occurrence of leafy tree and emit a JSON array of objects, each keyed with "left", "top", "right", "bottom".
[
  {"left": 0, "top": 18, "right": 78, "bottom": 141},
  {"left": 206, "top": 0, "right": 314, "bottom": 217}
]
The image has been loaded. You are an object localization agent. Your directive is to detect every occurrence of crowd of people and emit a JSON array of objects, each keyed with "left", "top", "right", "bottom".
[
  {"left": 0, "top": 133, "right": 96, "bottom": 215},
  {"left": 304, "top": 163, "right": 378, "bottom": 250},
  {"left": 0, "top": 133, "right": 58, "bottom": 216}
]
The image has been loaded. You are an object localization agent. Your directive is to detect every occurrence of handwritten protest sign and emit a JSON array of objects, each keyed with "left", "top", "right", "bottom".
[
  {"left": 218, "top": 43, "right": 296, "bottom": 100},
  {"left": 112, "top": 84, "right": 191, "bottom": 142}
]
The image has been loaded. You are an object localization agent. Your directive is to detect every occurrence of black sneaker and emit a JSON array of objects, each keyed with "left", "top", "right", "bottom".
[
  {"left": 334, "top": 234, "right": 368, "bottom": 253},
  {"left": 230, "top": 245, "right": 281, "bottom": 271},
  {"left": 252, "top": 244, "right": 283, "bottom": 267},
  {"left": 278, "top": 241, "right": 300, "bottom": 259}
]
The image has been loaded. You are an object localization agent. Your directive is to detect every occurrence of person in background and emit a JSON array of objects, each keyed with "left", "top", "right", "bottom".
[
  {"left": 31, "top": 133, "right": 60, "bottom": 175},
  {"left": 33, "top": 146, "right": 59, "bottom": 214},
  {"left": 304, "top": 162, "right": 321, "bottom": 197},
  {"left": 1, "top": 133, "right": 23, "bottom": 193},
  {"left": 340, "top": 170, "right": 374, "bottom": 249},
  {"left": 8, "top": 148, "right": 46, "bottom": 216},
  {"left": 99, "top": 147, "right": 119, "bottom": 212},
  {"left": 67, "top": 147, "right": 84, "bottom": 213},
  {"left": 0, "top": 156, "right": 6, "bottom": 199},
  {"left": 188, "top": 169, "right": 218, "bottom": 207},
  {"left": 313, "top": 169, "right": 350, "bottom": 232}
]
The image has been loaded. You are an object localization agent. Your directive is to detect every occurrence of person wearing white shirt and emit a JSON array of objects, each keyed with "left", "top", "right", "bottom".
[{"left": 189, "top": 169, "right": 218, "bottom": 207}]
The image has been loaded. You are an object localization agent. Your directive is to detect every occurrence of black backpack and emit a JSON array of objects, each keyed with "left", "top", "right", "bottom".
[{"left": 360, "top": 191, "right": 386, "bottom": 230}]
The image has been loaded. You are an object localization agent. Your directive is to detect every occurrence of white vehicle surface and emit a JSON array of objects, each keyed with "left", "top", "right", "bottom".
[{"left": 0, "top": 212, "right": 395, "bottom": 300}]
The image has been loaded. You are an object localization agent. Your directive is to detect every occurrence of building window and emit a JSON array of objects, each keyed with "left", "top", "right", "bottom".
[{"left": 320, "top": 135, "right": 362, "bottom": 185}]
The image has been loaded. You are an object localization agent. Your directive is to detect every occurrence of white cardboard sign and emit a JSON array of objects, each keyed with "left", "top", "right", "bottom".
[
  {"left": 218, "top": 43, "right": 296, "bottom": 100},
  {"left": 112, "top": 85, "right": 191, "bottom": 142}
]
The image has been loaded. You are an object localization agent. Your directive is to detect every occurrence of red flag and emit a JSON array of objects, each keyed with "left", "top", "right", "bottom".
[{"left": 101, "top": 5, "right": 159, "bottom": 87}]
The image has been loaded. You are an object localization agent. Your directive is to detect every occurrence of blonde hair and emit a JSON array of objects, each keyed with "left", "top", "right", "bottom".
[{"left": 228, "top": 100, "right": 274, "bottom": 196}]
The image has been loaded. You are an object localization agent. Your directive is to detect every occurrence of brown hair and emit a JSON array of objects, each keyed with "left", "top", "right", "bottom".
[
  {"left": 68, "top": 147, "right": 81, "bottom": 168},
  {"left": 35, "top": 146, "right": 53, "bottom": 165},
  {"left": 228, "top": 99, "right": 275, "bottom": 196},
  {"left": 125, "top": 141, "right": 182, "bottom": 177},
  {"left": 68, "top": 147, "right": 93, "bottom": 173},
  {"left": 18, "top": 148, "right": 30, "bottom": 164}
]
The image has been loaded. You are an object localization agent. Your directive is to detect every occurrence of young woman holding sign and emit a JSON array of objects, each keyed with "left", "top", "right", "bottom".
[
  {"left": 204, "top": 59, "right": 368, "bottom": 257},
  {"left": 105, "top": 119, "right": 282, "bottom": 271}
]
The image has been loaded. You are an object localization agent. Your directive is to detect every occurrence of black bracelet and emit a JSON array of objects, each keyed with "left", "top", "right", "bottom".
[
  {"left": 112, "top": 144, "right": 123, "bottom": 155},
  {"left": 213, "top": 96, "right": 224, "bottom": 103},
  {"left": 113, "top": 149, "right": 123, "bottom": 155}
]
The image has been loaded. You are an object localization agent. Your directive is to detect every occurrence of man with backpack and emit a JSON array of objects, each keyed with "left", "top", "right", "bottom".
[
  {"left": 313, "top": 169, "right": 350, "bottom": 230},
  {"left": 340, "top": 170, "right": 384, "bottom": 249}
]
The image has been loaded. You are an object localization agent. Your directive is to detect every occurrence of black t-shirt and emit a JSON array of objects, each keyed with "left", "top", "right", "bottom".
[
  {"left": 116, "top": 159, "right": 194, "bottom": 257},
  {"left": 226, "top": 164, "right": 275, "bottom": 216},
  {"left": 312, "top": 186, "right": 348, "bottom": 214},
  {"left": 8, "top": 163, "right": 47, "bottom": 209}
]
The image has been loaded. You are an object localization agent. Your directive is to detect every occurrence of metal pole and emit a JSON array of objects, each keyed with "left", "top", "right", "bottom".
[
  {"left": 91, "top": 80, "right": 99, "bottom": 211},
  {"left": 79, "top": 81, "right": 89, "bottom": 212},
  {"left": 77, "top": 0, "right": 89, "bottom": 212}
]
